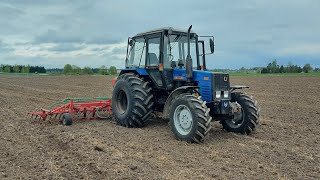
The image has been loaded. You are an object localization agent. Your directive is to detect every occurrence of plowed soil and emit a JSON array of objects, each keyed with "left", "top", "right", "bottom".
[{"left": 0, "top": 75, "right": 319, "bottom": 179}]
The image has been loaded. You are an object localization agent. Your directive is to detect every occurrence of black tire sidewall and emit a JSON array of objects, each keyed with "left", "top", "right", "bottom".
[{"left": 112, "top": 78, "right": 133, "bottom": 122}]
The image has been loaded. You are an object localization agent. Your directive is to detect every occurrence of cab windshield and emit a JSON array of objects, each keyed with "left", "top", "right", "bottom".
[{"left": 163, "top": 34, "right": 198, "bottom": 69}]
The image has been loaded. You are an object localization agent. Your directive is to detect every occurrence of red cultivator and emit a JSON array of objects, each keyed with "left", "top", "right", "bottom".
[{"left": 29, "top": 97, "right": 112, "bottom": 125}]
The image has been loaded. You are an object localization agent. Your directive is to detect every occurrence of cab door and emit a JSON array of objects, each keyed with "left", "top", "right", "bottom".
[{"left": 145, "top": 34, "right": 163, "bottom": 88}]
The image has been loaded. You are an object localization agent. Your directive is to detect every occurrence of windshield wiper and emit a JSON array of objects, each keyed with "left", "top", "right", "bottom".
[
  {"left": 170, "top": 34, "right": 182, "bottom": 51},
  {"left": 138, "top": 40, "right": 146, "bottom": 67}
]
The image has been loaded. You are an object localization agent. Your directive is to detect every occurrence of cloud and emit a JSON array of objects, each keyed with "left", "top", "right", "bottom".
[
  {"left": 0, "top": 40, "right": 14, "bottom": 52},
  {"left": 0, "top": 0, "right": 320, "bottom": 68},
  {"left": 0, "top": 3, "right": 24, "bottom": 18},
  {"left": 34, "top": 29, "right": 121, "bottom": 45},
  {"left": 277, "top": 44, "right": 320, "bottom": 56},
  {"left": 48, "top": 43, "right": 85, "bottom": 52}
]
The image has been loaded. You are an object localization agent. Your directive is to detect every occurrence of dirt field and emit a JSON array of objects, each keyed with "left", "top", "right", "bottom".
[{"left": 0, "top": 75, "right": 319, "bottom": 179}]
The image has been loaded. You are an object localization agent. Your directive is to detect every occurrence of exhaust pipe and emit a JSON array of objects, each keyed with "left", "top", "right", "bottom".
[{"left": 186, "top": 25, "right": 193, "bottom": 81}]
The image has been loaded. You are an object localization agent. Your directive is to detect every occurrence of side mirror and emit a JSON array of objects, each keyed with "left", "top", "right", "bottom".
[
  {"left": 129, "top": 39, "right": 134, "bottom": 46},
  {"left": 210, "top": 38, "right": 214, "bottom": 53}
]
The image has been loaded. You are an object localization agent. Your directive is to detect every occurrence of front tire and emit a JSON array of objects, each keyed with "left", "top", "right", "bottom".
[
  {"left": 169, "top": 94, "right": 212, "bottom": 143},
  {"left": 112, "top": 73, "right": 154, "bottom": 128},
  {"left": 221, "top": 93, "right": 260, "bottom": 134}
]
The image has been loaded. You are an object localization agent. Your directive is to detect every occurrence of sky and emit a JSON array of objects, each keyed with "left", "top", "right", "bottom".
[{"left": 0, "top": 0, "right": 319, "bottom": 69}]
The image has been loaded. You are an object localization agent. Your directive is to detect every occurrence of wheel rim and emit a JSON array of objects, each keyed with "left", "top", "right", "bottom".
[
  {"left": 116, "top": 90, "right": 128, "bottom": 114},
  {"left": 173, "top": 105, "right": 193, "bottom": 135},
  {"left": 225, "top": 102, "right": 245, "bottom": 128}
]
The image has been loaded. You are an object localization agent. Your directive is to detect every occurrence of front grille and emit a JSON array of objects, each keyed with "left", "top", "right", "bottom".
[
  {"left": 199, "top": 84, "right": 210, "bottom": 100},
  {"left": 213, "top": 73, "right": 230, "bottom": 91}
]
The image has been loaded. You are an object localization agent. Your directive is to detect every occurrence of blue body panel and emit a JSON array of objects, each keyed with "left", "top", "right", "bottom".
[
  {"left": 121, "top": 68, "right": 214, "bottom": 102},
  {"left": 173, "top": 69, "right": 213, "bottom": 102},
  {"left": 120, "top": 68, "right": 149, "bottom": 76}
]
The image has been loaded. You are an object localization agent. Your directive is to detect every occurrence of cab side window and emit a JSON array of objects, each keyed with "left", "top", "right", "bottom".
[
  {"left": 127, "top": 38, "right": 146, "bottom": 68},
  {"left": 147, "top": 37, "right": 161, "bottom": 66}
]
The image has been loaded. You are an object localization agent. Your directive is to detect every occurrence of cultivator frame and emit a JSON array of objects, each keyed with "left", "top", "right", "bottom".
[{"left": 29, "top": 97, "right": 112, "bottom": 125}]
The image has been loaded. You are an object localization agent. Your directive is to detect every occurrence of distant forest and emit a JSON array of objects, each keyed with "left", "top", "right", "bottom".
[
  {"left": 0, "top": 64, "right": 118, "bottom": 75},
  {"left": 260, "top": 60, "right": 316, "bottom": 74},
  {"left": 212, "top": 60, "right": 319, "bottom": 74},
  {"left": 1, "top": 61, "right": 319, "bottom": 75},
  {"left": 0, "top": 64, "right": 46, "bottom": 73}
]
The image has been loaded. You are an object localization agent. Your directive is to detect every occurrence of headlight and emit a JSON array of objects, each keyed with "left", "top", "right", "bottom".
[
  {"left": 216, "top": 91, "right": 221, "bottom": 98},
  {"left": 223, "top": 91, "right": 229, "bottom": 98}
]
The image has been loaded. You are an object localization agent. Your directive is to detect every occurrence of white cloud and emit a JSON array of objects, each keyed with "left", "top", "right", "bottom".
[
  {"left": 277, "top": 44, "right": 320, "bottom": 56},
  {"left": 0, "top": 0, "right": 320, "bottom": 68}
]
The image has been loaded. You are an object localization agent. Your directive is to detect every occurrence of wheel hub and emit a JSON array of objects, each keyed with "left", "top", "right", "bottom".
[
  {"left": 174, "top": 105, "right": 193, "bottom": 135},
  {"left": 226, "top": 102, "right": 244, "bottom": 127},
  {"left": 179, "top": 109, "right": 192, "bottom": 129}
]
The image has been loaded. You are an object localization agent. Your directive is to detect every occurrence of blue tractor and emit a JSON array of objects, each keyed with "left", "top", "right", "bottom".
[{"left": 112, "top": 26, "right": 260, "bottom": 143}]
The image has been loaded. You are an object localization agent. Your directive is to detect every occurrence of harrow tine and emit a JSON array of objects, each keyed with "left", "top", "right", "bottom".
[
  {"left": 57, "top": 113, "right": 63, "bottom": 121},
  {"left": 46, "top": 115, "right": 51, "bottom": 124},
  {"left": 52, "top": 114, "right": 57, "bottom": 120},
  {"left": 48, "top": 115, "right": 54, "bottom": 124},
  {"left": 34, "top": 115, "right": 39, "bottom": 121}
]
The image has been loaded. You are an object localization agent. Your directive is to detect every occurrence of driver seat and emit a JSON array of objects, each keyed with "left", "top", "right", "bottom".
[{"left": 148, "top": 53, "right": 159, "bottom": 66}]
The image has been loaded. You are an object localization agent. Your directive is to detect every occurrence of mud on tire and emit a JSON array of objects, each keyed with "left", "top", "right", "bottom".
[
  {"left": 221, "top": 92, "right": 260, "bottom": 134},
  {"left": 169, "top": 94, "right": 212, "bottom": 143},
  {"left": 112, "top": 73, "right": 154, "bottom": 128}
]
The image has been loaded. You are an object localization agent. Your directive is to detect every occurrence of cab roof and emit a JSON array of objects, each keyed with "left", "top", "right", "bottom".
[{"left": 135, "top": 27, "right": 195, "bottom": 37}]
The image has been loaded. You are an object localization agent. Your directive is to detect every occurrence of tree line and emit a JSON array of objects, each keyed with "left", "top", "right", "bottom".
[
  {"left": 261, "top": 60, "right": 314, "bottom": 74},
  {"left": 0, "top": 64, "right": 46, "bottom": 73},
  {"left": 62, "top": 64, "right": 117, "bottom": 75}
]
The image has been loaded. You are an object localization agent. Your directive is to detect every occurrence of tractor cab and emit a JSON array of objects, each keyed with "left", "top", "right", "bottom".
[
  {"left": 124, "top": 27, "right": 214, "bottom": 89},
  {"left": 113, "top": 26, "right": 260, "bottom": 143}
]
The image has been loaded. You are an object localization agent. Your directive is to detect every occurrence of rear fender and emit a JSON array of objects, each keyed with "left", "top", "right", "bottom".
[{"left": 230, "top": 85, "right": 249, "bottom": 92}]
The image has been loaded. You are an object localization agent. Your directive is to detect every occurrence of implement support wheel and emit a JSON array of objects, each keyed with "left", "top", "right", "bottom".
[{"left": 63, "top": 113, "right": 72, "bottom": 126}]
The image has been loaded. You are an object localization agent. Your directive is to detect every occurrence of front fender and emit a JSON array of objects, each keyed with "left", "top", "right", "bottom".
[{"left": 162, "top": 86, "right": 198, "bottom": 120}]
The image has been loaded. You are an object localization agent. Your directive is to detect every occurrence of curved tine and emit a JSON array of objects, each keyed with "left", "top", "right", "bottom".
[
  {"left": 58, "top": 113, "right": 63, "bottom": 120},
  {"left": 51, "top": 115, "right": 57, "bottom": 124},
  {"left": 48, "top": 115, "right": 53, "bottom": 124},
  {"left": 54, "top": 114, "right": 61, "bottom": 124},
  {"left": 37, "top": 115, "right": 43, "bottom": 125},
  {"left": 52, "top": 114, "right": 57, "bottom": 121}
]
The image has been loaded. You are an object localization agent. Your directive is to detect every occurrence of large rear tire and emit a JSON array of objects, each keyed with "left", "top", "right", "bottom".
[
  {"left": 221, "top": 92, "right": 260, "bottom": 134},
  {"left": 169, "top": 94, "right": 212, "bottom": 143},
  {"left": 112, "top": 73, "right": 154, "bottom": 128}
]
